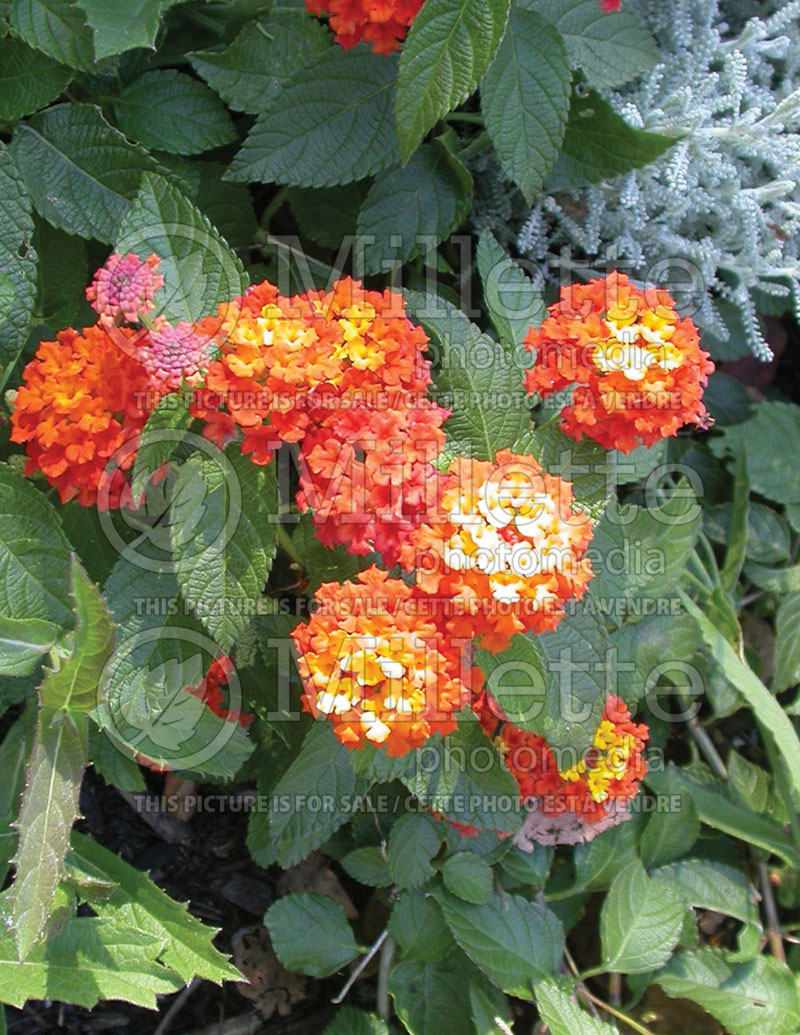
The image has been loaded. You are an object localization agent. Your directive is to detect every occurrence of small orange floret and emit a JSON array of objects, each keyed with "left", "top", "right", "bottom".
[
  {"left": 291, "top": 566, "right": 472, "bottom": 756},
  {"left": 523, "top": 272, "right": 715, "bottom": 453},
  {"left": 305, "top": 0, "right": 424, "bottom": 53}
]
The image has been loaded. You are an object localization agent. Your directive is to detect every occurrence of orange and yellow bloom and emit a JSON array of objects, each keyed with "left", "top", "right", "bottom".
[{"left": 305, "top": 0, "right": 424, "bottom": 53}]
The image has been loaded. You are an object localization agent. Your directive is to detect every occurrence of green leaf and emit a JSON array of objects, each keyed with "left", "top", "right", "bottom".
[
  {"left": 710, "top": 402, "right": 800, "bottom": 505},
  {"left": 227, "top": 45, "right": 400, "bottom": 187},
  {"left": 323, "top": 1007, "right": 388, "bottom": 1035},
  {"left": 130, "top": 394, "right": 192, "bottom": 502},
  {"left": 39, "top": 559, "right": 114, "bottom": 713},
  {"left": 171, "top": 449, "right": 278, "bottom": 653},
  {"left": 527, "top": 0, "right": 659, "bottom": 89},
  {"left": 600, "top": 860, "right": 685, "bottom": 974},
  {"left": 193, "top": 162, "right": 257, "bottom": 251},
  {"left": 609, "top": 613, "right": 702, "bottom": 705},
  {"left": 189, "top": 10, "right": 331, "bottom": 115},
  {"left": 261, "top": 721, "right": 369, "bottom": 868},
  {"left": 656, "top": 950, "right": 800, "bottom": 1035},
  {"left": 33, "top": 218, "right": 87, "bottom": 327},
  {"left": 340, "top": 846, "right": 393, "bottom": 887},
  {"left": 773, "top": 591, "right": 800, "bottom": 693},
  {"left": 434, "top": 889, "right": 563, "bottom": 998},
  {"left": 0, "top": 143, "right": 37, "bottom": 371},
  {"left": 116, "top": 172, "right": 247, "bottom": 322},
  {"left": 513, "top": 424, "right": 612, "bottom": 519},
  {"left": 68, "top": 831, "right": 240, "bottom": 983},
  {"left": 76, "top": 0, "right": 183, "bottom": 60},
  {"left": 0, "top": 37, "right": 71, "bottom": 119},
  {"left": 290, "top": 513, "right": 365, "bottom": 592},
  {"left": 535, "top": 979, "right": 617, "bottom": 1034},
  {"left": 0, "top": 463, "right": 73, "bottom": 627},
  {"left": 682, "top": 593, "right": 800, "bottom": 802},
  {"left": 356, "top": 141, "right": 472, "bottom": 273},
  {"left": 88, "top": 725, "right": 146, "bottom": 792},
  {"left": 476, "top": 229, "right": 544, "bottom": 348},
  {"left": 287, "top": 181, "right": 368, "bottom": 250},
  {"left": 389, "top": 954, "right": 507, "bottom": 1035},
  {"left": 0, "top": 913, "right": 184, "bottom": 1008},
  {"left": 481, "top": 8, "right": 570, "bottom": 202},
  {"left": 572, "top": 818, "right": 637, "bottom": 893},
  {"left": 442, "top": 853, "right": 493, "bottom": 904},
  {"left": 100, "top": 558, "right": 253, "bottom": 779},
  {"left": 388, "top": 888, "right": 454, "bottom": 963},
  {"left": 549, "top": 87, "right": 677, "bottom": 188},
  {"left": 720, "top": 447, "right": 749, "bottom": 593},
  {"left": 589, "top": 490, "right": 701, "bottom": 623},
  {"left": 10, "top": 104, "right": 161, "bottom": 243},
  {"left": 112, "top": 70, "right": 237, "bottom": 156},
  {"left": 265, "top": 892, "right": 360, "bottom": 977},
  {"left": 727, "top": 751, "right": 770, "bottom": 814},
  {"left": 387, "top": 812, "right": 440, "bottom": 888},
  {"left": 653, "top": 858, "right": 761, "bottom": 930},
  {"left": 11, "top": 708, "right": 88, "bottom": 959},
  {"left": 639, "top": 791, "right": 699, "bottom": 868},
  {"left": 0, "top": 718, "right": 31, "bottom": 884},
  {"left": 404, "top": 290, "right": 529, "bottom": 459},
  {"left": 396, "top": 0, "right": 510, "bottom": 160},
  {"left": 9, "top": 0, "right": 94, "bottom": 69},
  {"left": 0, "top": 616, "right": 60, "bottom": 677}
]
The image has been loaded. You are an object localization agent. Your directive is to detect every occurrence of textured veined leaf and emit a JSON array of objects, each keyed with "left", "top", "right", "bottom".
[
  {"left": 549, "top": 87, "right": 678, "bottom": 188},
  {"left": 112, "top": 70, "right": 237, "bottom": 156},
  {"left": 0, "top": 143, "right": 37, "bottom": 371},
  {"left": 0, "top": 37, "right": 71, "bottom": 119},
  {"left": 68, "top": 831, "right": 240, "bottom": 983},
  {"left": 9, "top": 0, "right": 94, "bottom": 69},
  {"left": 0, "top": 616, "right": 60, "bottom": 677},
  {"left": 526, "top": 0, "right": 659, "bottom": 89},
  {"left": 396, "top": 0, "right": 511, "bottom": 160},
  {"left": 774, "top": 591, "right": 800, "bottom": 692},
  {"left": 710, "top": 401, "right": 800, "bottom": 505},
  {"left": 387, "top": 889, "right": 454, "bottom": 963},
  {"left": 9, "top": 104, "right": 161, "bottom": 243},
  {"left": 476, "top": 229, "right": 545, "bottom": 347},
  {"left": 481, "top": 8, "right": 570, "bottom": 202},
  {"left": 76, "top": 0, "right": 185, "bottom": 60},
  {"left": 115, "top": 172, "right": 247, "bottom": 323},
  {"left": 226, "top": 45, "right": 400, "bottom": 188},
  {"left": 356, "top": 141, "right": 472, "bottom": 273},
  {"left": 389, "top": 954, "right": 508, "bottom": 1035},
  {"left": 130, "top": 394, "right": 192, "bottom": 502},
  {"left": 600, "top": 860, "right": 685, "bottom": 973},
  {"left": 189, "top": 10, "right": 331, "bottom": 114},
  {"left": 535, "top": 980, "right": 617, "bottom": 1034},
  {"left": 441, "top": 853, "right": 493, "bottom": 904},
  {"left": 265, "top": 893, "right": 360, "bottom": 977},
  {"left": 387, "top": 813, "right": 440, "bottom": 888},
  {"left": 11, "top": 708, "right": 88, "bottom": 959},
  {"left": 323, "top": 1008, "right": 388, "bottom": 1035}
]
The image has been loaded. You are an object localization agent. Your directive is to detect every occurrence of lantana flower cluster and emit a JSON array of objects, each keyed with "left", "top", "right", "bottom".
[
  {"left": 11, "top": 252, "right": 712, "bottom": 841},
  {"left": 304, "top": 0, "right": 424, "bottom": 53}
]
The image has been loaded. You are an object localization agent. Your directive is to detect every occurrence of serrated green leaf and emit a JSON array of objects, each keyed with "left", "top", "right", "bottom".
[
  {"left": 0, "top": 143, "right": 37, "bottom": 372},
  {"left": 189, "top": 10, "right": 331, "bottom": 114},
  {"left": 68, "top": 830, "right": 240, "bottom": 983},
  {"left": 434, "top": 889, "right": 563, "bottom": 998},
  {"left": 656, "top": 950, "right": 800, "bottom": 1035},
  {"left": 0, "top": 463, "right": 73, "bottom": 627},
  {"left": 727, "top": 751, "right": 769, "bottom": 814},
  {"left": 88, "top": 724, "right": 146, "bottom": 792},
  {"left": 100, "top": 557, "right": 253, "bottom": 779},
  {"left": 388, "top": 888, "right": 454, "bottom": 962},
  {"left": 0, "top": 616, "right": 60, "bottom": 677},
  {"left": 116, "top": 171, "right": 247, "bottom": 322},
  {"left": 526, "top": 0, "right": 659, "bottom": 89},
  {"left": 639, "top": 790, "right": 699, "bottom": 868},
  {"left": 112, "top": 70, "right": 237, "bottom": 156},
  {"left": 194, "top": 163, "right": 257, "bottom": 251},
  {"left": 340, "top": 846, "right": 393, "bottom": 887},
  {"left": 75, "top": 0, "right": 183, "bottom": 60},
  {"left": 387, "top": 812, "right": 440, "bottom": 888},
  {"left": 389, "top": 954, "right": 507, "bottom": 1035},
  {"left": 290, "top": 512, "right": 365, "bottom": 592},
  {"left": 227, "top": 45, "right": 400, "bottom": 187},
  {"left": 396, "top": 0, "right": 510, "bottom": 160},
  {"left": 0, "top": 913, "right": 184, "bottom": 1008},
  {"left": 512, "top": 424, "right": 612, "bottom": 519},
  {"left": 600, "top": 859, "right": 684, "bottom": 973},
  {"left": 171, "top": 449, "right": 278, "bottom": 652},
  {"left": 442, "top": 852, "right": 493, "bottom": 904},
  {"left": 357, "top": 141, "right": 472, "bottom": 273},
  {"left": 265, "top": 892, "right": 360, "bottom": 977},
  {"left": 0, "top": 37, "right": 71, "bottom": 119},
  {"left": 130, "top": 394, "right": 192, "bottom": 502},
  {"left": 39, "top": 559, "right": 114, "bottom": 713},
  {"left": 653, "top": 858, "right": 761, "bottom": 930},
  {"left": 773, "top": 591, "right": 800, "bottom": 693},
  {"left": 11, "top": 708, "right": 88, "bottom": 959},
  {"left": 481, "top": 8, "right": 570, "bottom": 202},
  {"left": 535, "top": 979, "right": 617, "bottom": 1034},
  {"left": 287, "top": 180, "right": 368, "bottom": 250},
  {"left": 572, "top": 817, "right": 637, "bottom": 893},
  {"left": 710, "top": 402, "right": 800, "bottom": 505},
  {"left": 9, "top": 0, "right": 94, "bottom": 69},
  {"left": 260, "top": 721, "right": 369, "bottom": 868},
  {"left": 609, "top": 612, "right": 702, "bottom": 705},
  {"left": 476, "top": 229, "right": 544, "bottom": 348},
  {"left": 33, "top": 218, "right": 88, "bottom": 328},
  {"left": 323, "top": 1007, "right": 388, "bottom": 1035},
  {"left": 0, "top": 718, "right": 31, "bottom": 884},
  {"left": 10, "top": 104, "right": 161, "bottom": 243},
  {"left": 549, "top": 87, "right": 677, "bottom": 188},
  {"left": 404, "top": 290, "right": 529, "bottom": 459}
]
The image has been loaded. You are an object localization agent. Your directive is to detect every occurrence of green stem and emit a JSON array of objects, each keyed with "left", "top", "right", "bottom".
[
  {"left": 761, "top": 722, "right": 800, "bottom": 859},
  {"left": 577, "top": 987, "right": 656, "bottom": 1035},
  {"left": 458, "top": 130, "right": 491, "bottom": 161},
  {"left": 276, "top": 523, "right": 304, "bottom": 568},
  {"left": 261, "top": 185, "right": 289, "bottom": 230},
  {"left": 445, "top": 111, "right": 484, "bottom": 125}
]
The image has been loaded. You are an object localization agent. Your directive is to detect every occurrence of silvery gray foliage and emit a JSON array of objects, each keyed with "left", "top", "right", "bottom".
[{"left": 512, "top": 0, "right": 800, "bottom": 360}]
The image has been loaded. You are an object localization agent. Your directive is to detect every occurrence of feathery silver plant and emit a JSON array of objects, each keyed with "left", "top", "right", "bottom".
[{"left": 514, "top": 0, "right": 800, "bottom": 360}]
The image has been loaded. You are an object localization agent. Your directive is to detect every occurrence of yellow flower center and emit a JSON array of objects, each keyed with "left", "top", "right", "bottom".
[{"left": 559, "top": 720, "right": 638, "bottom": 802}]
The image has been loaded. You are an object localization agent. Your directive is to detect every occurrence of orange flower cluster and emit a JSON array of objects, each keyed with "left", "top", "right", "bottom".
[
  {"left": 291, "top": 567, "right": 471, "bottom": 756},
  {"left": 10, "top": 324, "right": 154, "bottom": 506},
  {"left": 524, "top": 273, "right": 714, "bottom": 453},
  {"left": 415, "top": 450, "right": 594, "bottom": 651},
  {"left": 305, "top": 0, "right": 423, "bottom": 53},
  {"left": 192, "top": 277, "right": 448, "bottom": 567},
  {"left": 187, "top": 654, "right": 253, "bottom": 728},
  {"left": 599, "top": 0, "right": 621, "bottom": 10}
]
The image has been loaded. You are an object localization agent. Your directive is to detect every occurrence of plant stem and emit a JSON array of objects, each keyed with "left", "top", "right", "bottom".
[
  {"left": 262, "top": 185, "right": 289, "bottom": 230},
  {"left": 758, "top": 861, "right": 786, "bottom": 963},
  {"left": 377, "top": 934, "right": 395, "bottom": 1021},
  {"left": 331, "top": 929, "right": 388, "bottom": 1004},
  {"left": 458, "top": 130, "right": 491, "bottom": 161},
  {"left": 577, "top": 987, "right": 657, "bottom": 1035},
  {"left": 276, "top": 522, "right": 304, "bottom": 568},
  {"left": 445, "top": 111, "right": 484, "bottom": 125}
]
